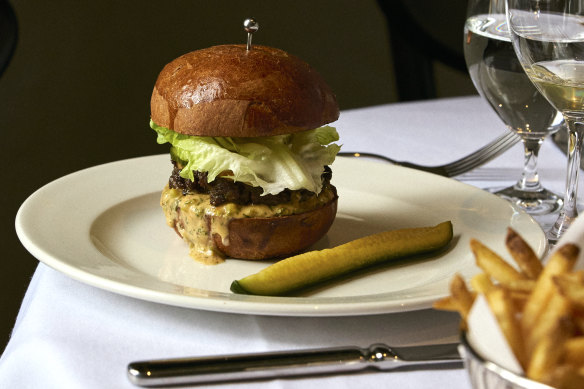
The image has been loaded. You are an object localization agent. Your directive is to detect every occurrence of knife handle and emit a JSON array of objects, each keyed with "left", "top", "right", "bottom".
[{"left": 127, "top": 343, "right": 460, "bottom": 387}]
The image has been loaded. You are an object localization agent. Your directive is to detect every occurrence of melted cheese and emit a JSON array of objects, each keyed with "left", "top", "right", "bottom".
[{"left": 160, "top": 185, "right": 336, "bottom": 265}]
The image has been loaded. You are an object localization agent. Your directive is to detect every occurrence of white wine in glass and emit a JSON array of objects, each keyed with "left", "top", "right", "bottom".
[
  {"left": 464, "top": 2, "right": 564, "bottom": 215},
  {"left": 507, "top": 2, "right": 584, "bottom": 243}
]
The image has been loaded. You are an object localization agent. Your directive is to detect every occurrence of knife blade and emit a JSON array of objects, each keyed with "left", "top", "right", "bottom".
[{"left": 127, "top": 342, "right": 461, "bottom": 387}]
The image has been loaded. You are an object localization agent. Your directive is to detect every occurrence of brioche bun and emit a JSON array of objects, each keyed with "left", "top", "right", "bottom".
[
  {"left": 151, "top": 44, "right": 339, "bottom": 137},
  {"left": 211, "top": 197, "right": 337, "bottom": 260}
]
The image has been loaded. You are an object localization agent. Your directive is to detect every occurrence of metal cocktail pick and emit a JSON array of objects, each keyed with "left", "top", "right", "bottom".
[{"left": 243, "top": 18, "right": 259, "bottom": 50}]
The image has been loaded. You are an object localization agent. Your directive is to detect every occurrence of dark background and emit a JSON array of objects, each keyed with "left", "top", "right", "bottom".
[{"left": 0, "top": 0, "right": 475, "bottom": 350}]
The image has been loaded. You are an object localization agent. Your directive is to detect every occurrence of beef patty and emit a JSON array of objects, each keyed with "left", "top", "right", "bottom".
[{"left": 168, "top": 161, "right": 334, "bottom": 207}]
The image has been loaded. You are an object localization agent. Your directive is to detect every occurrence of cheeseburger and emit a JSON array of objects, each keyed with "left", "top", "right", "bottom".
[{"left": 151, "top": 44, "right": 340, "bottom": 264}]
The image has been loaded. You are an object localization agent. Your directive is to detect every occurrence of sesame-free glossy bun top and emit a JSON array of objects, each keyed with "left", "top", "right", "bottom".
[{"left": 150, "top": 44, "right": 339, "bottom": 137}]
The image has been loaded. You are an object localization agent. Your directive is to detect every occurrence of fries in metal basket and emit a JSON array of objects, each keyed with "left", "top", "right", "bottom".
[{"left": 434, "top": 229, "right": 583, "bottom": 388}]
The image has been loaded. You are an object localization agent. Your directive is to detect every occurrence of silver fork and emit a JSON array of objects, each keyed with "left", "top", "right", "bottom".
[{"left": 338, "top": 131, "right": 521, "bottom": 177}]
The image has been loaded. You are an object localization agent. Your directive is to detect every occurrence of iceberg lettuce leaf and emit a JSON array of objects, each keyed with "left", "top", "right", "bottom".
[{"left": 151, "top": 121, "right": 341, "bottom": 195}]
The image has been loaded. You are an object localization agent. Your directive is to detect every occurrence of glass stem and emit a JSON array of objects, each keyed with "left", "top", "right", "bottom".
[
  {"left": 549, "top": 115, "right": 584, "bottom": 241},
  {"left": 562, "top": 118, "right": 583, "bottom": 220},
  {"left": 515, "top": 137, "right": 544, "bottom": 192}
]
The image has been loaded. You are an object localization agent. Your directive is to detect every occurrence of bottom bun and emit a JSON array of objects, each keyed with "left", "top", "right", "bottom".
[
  {"left": 213, "top": 198, "right": 338, "bottom": 260},
  {"left": 161, "top": 185, "right": 338, "bottom": 263}
]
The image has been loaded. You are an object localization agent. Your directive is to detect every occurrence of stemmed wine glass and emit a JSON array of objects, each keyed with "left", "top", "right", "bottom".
[
  {"left": 507, "top": 0, "right": 584, "bottom": 243},
  {"left": 465, "top": 0, "right": 564, "bottom": 215}
]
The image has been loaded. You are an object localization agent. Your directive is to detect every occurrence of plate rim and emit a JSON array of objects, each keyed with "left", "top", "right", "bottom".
[{"left": 15, "top": 154, "right": 547, "bottom": 317}]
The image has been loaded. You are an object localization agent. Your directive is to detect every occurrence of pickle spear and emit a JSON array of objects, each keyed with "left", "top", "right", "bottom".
[{"left": 231, "top": 220, "right": 453, "bottom": 296}]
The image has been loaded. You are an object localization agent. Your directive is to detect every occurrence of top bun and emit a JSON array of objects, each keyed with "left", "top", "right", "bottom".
[{"left": 151, "top": 44, "right": 339, "bottom": 137}]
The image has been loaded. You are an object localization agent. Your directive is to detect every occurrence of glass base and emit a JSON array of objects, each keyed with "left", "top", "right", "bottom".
[{"left": 492, "top": 185, "right": 563, "bottom": 216}]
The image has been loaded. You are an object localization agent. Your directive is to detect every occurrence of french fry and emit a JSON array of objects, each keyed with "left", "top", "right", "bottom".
[
  {"left": 544, "top": 364, "right": 584, "bottom": 389},
  {"left": 526, "top": 292, "right": 573, "bottom": 355},
  {"left": 555, "top": 271, "right": 584, "bottom": 310},
  {"left": 573, "top": 313, "right": 584, "bottom": 334},
  {"left": 528, "top": 338, "right": 559, "bottom": 384},
  {"left": 564, "top": 336, "right": 584, "bottom": 367},
  {"left": 498, "top": 278, "right": 536, "bottom": 293},
  {"left": 471, "top": 239, "right": 525, "bottom": 284},
  {"left": 470, "top": 272, "right": 493, "bottom": 294},
  {"left": 508, "top": 289, "right": 530, "bottom": 312},
  {"left": 449, "top": 273, "right": 475, "bottom": 320},
  {"left": 432, "top": 296, "right": 459, "bottom": 312},
  {"left": 486, "top": 287, "right": 527, "bottom": 368},
  {"left": 521, "top": 244, "right": 579, "bottom": 336},
  {"left": 527, "top": 317, "right": 574, "bottom": 383},
  {"left": 505, "top": 228, "right": 543, "bottom": 279}
]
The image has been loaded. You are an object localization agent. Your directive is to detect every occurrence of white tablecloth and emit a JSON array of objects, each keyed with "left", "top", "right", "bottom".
[{"left": 1, "top": 96, "right": 579, "bottom": 388}]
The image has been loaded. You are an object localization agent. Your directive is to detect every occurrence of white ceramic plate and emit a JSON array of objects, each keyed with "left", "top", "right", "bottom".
[{"left": 16, "top": 155, "right": 546, "bottom": 316}]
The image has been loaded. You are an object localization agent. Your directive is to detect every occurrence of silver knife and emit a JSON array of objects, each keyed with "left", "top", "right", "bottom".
[{"left": 127, "top": 342, "right": 461, "bottom": 387}]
